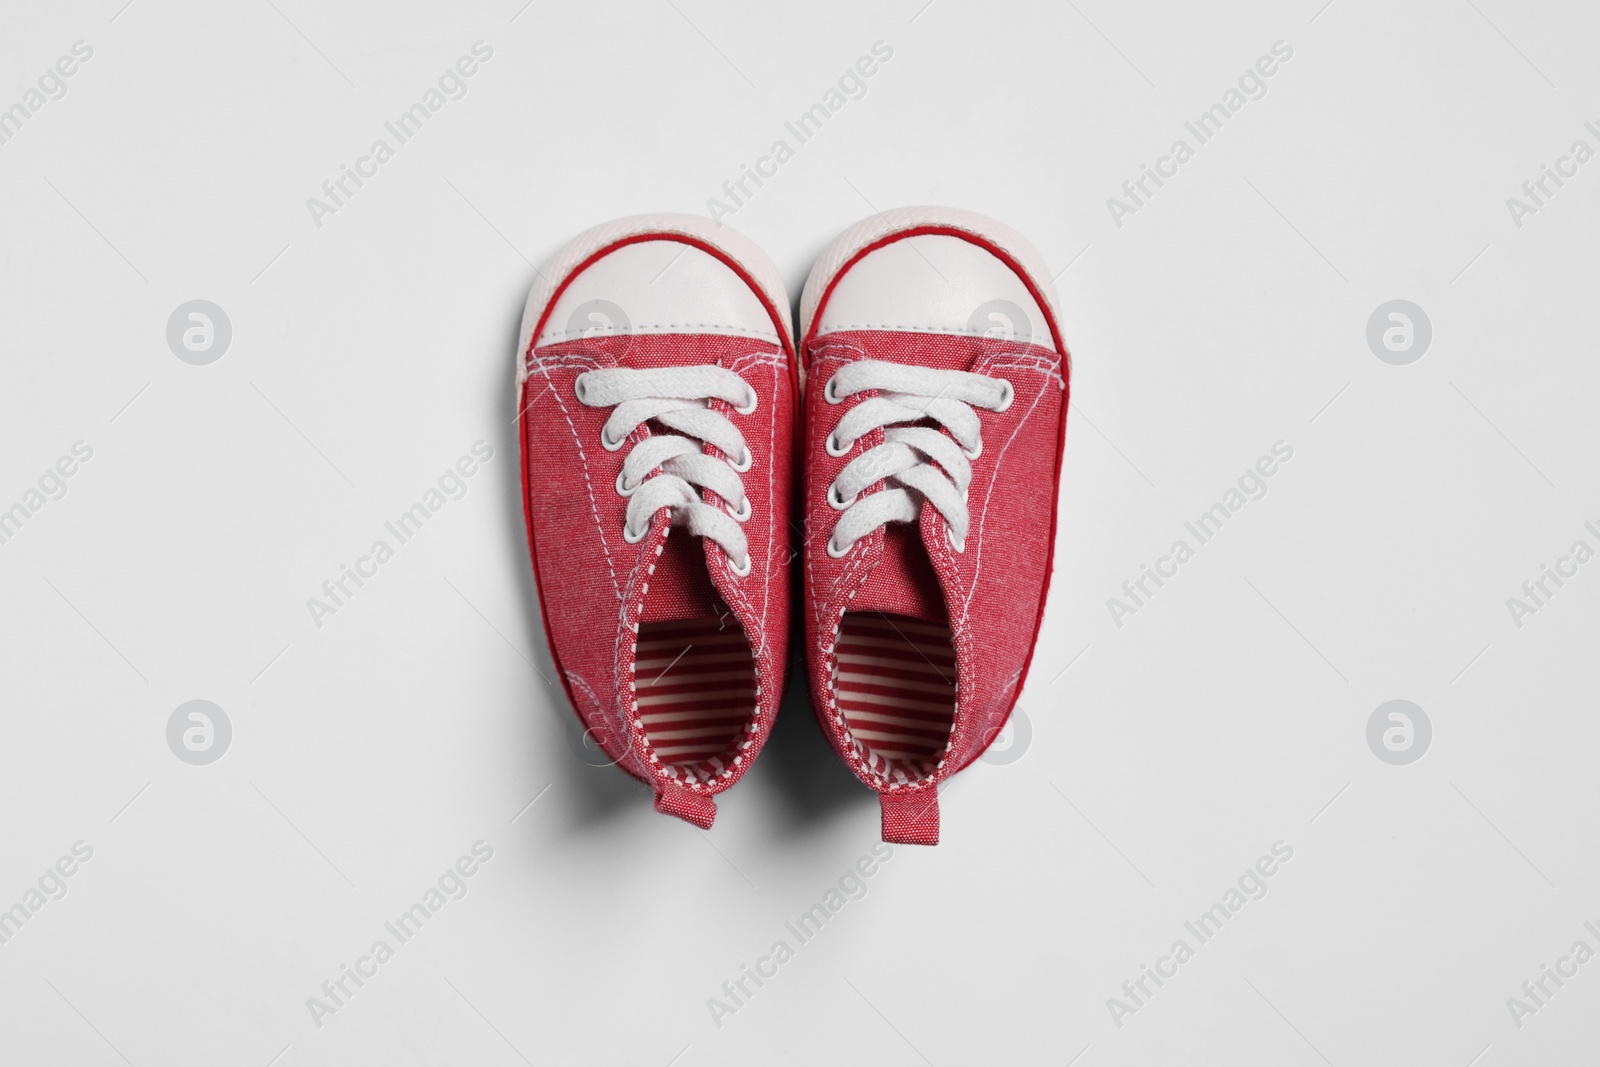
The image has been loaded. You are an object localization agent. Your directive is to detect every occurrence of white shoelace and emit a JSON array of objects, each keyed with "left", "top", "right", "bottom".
[
  {"left": 823, "top": 359, "right": 1013, "bottom": 557},
  {"left": 574, "top": 365, "right": 756, "bottom": 575}
]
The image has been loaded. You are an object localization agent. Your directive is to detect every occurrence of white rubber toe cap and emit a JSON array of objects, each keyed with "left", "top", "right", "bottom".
[
  {"left": 538, "top": 241, "right": 780, "bottom": 346},
  {"left": 809, "top": 234, "right": 1050, "bottom": 345},
  {"left": 801, "top": 207, "right": 1065, "bottom": 355},
  {"left": 516, "top": 213, "right": 792, "bottom": 391}
]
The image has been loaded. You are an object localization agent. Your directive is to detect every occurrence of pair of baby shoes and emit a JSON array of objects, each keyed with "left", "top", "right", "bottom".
[{"left": 515, "top": 209, "right": 1069, "bottom": 844}]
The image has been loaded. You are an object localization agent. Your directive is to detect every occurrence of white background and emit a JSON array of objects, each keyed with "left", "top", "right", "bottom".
[{"left": 2, "top": 1, "right": 1598, "bottom": 1064}]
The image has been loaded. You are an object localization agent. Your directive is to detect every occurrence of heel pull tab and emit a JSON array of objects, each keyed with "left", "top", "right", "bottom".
[
  {"left": 654, "top": 780, "right": 717, "bottom": 828},
  {"left": 880, "top": 789, "right": 939, "bottom": 845}
]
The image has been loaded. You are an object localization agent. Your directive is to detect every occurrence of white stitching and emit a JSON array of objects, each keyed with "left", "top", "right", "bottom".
[
  {"left": 961, "top": 362, "right": 1050, "bottom": 620},
  {"left": 609, "top": 344, "right": 784, "bottom": 791},
  {"left": 532, "top": 360, "right": 622, "bottom": 600}
]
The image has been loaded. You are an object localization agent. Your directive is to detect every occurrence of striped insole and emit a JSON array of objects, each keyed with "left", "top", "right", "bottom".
[
  {"left": 634, "top": 617, "right": 756, "bottom": 774},
  {"left": 834, "top": 611, "right": 957, "bottom": 777}
]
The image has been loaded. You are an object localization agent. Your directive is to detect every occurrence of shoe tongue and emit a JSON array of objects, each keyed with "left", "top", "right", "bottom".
[
  {"left": 849, "top": 520, "right": 947, "bottom": 624},
  {"left": 837, "top": 333, "right": 982, "bottom": 626},
  {"left": 639, "top": 532, "right": 725, "bottom": 624}
]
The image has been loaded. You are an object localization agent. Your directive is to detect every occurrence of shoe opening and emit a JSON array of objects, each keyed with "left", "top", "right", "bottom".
[
  {"left": 833, "top": 611, "right": 956, "bottom": 781},
  {"left": 633, "top": 616, "right": 756, "bottom": 780}
]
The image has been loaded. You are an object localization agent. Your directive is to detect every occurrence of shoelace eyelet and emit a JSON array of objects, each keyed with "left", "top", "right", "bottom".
[
  {"left": 826, "top": 534, "right": 853, "bottom": 559},
  {"left": 823, "top": 375, "right": 844, "bottom": 405},
  {"left": 733, "top": 388, "right": 758, "bottom": 415},
  {"left": 726, "top": 497, "right": 752, "bottom": 522},
  {"left": 600, "top": 427, "right": 626, "bottom": 452},
  {"left": 727, "top": 552, "right": 752, "bottom": 577},
  {"left": 615, "top": 471, "right": 637, "bottom": 497},
  {"left": 825, "top": 431, "right": 851, "bottom": 458},
  {"left": 826, "top": 483, "right": 854, "bottom": 511},
  {"left": 726, "top": 446, "right": 753, "bottom": 473},
  {"left": 947, "top": 529, "right": 966, "bottom": 553},
  {"left": 622, "top": 521, "right": 648, "bottom": 544},
  {"left": 963, "top": 438, "right": 983, "bottom": 460},
  {"left": 573, "top": 373, "right": 594, "bottom": 404},
  {"left": 994, "top": 378, "right": 1015, "bottom": 412}
]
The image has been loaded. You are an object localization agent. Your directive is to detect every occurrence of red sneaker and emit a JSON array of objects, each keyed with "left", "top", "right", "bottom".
[
  {"left": 797, "top": 208, "right": 1071, "bottom": 844},
  {"left": 516, "top": 215, "right": 796, "bottom": 828}
]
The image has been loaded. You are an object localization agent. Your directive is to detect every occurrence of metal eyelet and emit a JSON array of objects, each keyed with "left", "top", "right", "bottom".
[
  {"left": 823, "top": 375, "right": 844, "bottom": 404},
  {"left": 727, "top": 552, "right": 752, "bottom": 577},
  {"left": 963, "top": 438, "right": 984, "bottom": 460},
  {"left": 825, "top": 431, "right": 851, "bottom": 458},
  {"left": 573, "top": 373, "right": 593, "bottom": 405},
  {"left": 615, "top": 471, "right": 637, "bottom": 497},
  {"left": 733, "top": 388, "right": 758, "bottom": 415},
  {"left": 622, "top": 521, "right": 648, "bottom": 544},
  {"left": 994, "top": 379, "right": 1015, "bottom": 412},
  {"left": 727, "top": 497, "right": 752, "bottom": 522},
  {"left": 826, "top": 534, "right": 852, "bottom": 559},
  {"left": 826, "top": 483, "right": 854, "bottom": 511},
  {"left": 726, "top": 447, "right": 753, "bottom": 473},
  {"left": 600, "top": 427, "right": 626, "bottom": 452}
]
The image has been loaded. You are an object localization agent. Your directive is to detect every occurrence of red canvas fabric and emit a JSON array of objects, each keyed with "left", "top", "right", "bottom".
[
  {"left": 520, "top": 331, "right": 795, "bottom": 826},
  {"left": 880, "top": 789, "right": 941, "bottom": 846},
  {"left": 802, "top": 326, "right": 1068, "bottom": 844}
]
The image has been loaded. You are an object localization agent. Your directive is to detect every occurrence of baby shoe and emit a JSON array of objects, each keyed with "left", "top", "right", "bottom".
[
  {"left": 797, "top": 208, "right": 1070, "bottom": 844},
  {"left": 516, "top": 214, "right": 796, "bottom": 828}
]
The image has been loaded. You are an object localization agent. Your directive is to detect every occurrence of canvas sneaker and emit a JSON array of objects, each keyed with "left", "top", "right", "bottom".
[
  {"left": 515, "top": 214, "right": 796, "bottom": 828},
  {"left": 797, "top": 208, "right": 1071, "bottom": 844}
]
